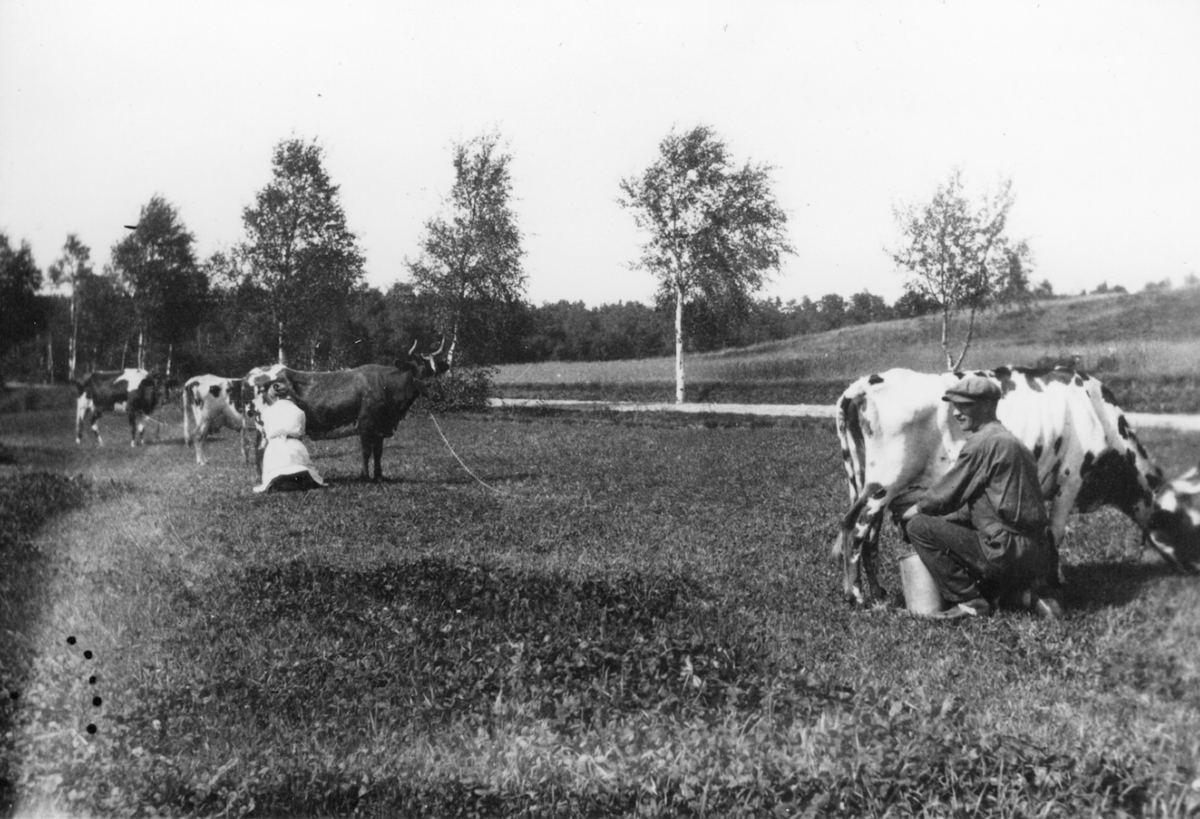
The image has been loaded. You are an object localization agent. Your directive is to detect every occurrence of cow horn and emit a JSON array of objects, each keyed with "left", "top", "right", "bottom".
[
  {"left": 429, "top": 337, "right": 445, "bottom": 357},
  {"left": 408, "top": 340, "right": 418, "bottom": 356}
]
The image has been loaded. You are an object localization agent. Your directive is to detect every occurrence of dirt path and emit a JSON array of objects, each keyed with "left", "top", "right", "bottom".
[
  {"left": 489, "top": 398, "right": 836, "bottom": 418},
  {"left": 489, "top": 398, "right": 1200, "bottom": 430}
]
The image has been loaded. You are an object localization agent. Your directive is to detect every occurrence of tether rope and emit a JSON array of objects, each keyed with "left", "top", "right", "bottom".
[{"left": 427, "top": 411, "right": 502, "bottom": 495}]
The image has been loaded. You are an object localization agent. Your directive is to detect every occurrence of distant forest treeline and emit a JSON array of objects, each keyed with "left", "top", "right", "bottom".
[
  {"left": 6, "top": 275, "right": 1079, "bottom": 383},
  {"left": 3, "top": 229, "right": 1182, "bottom": 385}
]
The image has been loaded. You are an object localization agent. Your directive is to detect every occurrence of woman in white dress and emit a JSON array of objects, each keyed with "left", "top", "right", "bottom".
[{"left": 253, "top": 382, "right": 326, "bottom": 493}]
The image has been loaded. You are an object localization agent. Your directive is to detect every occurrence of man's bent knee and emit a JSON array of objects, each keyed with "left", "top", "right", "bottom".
[{"left": 906, "top": 514, "right": 937, "bottom": 548}]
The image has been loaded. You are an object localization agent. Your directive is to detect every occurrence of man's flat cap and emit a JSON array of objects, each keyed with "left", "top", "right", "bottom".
[{"left": 943, "top": 375, "right": 1001, "bottom": 403}]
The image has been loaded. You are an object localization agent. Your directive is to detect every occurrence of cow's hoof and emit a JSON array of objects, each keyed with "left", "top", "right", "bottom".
[
  {"left": 1019, "top": 588, "right": 1065, "bottom": 621},
  {"left": 1033, "top": 595, "right": 1064, "bottom": 621},
  {"left": 867, "top": 595, "right": 892, "bottom": 612}
]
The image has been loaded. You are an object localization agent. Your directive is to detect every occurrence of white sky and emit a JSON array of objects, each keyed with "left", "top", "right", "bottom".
[{"left": 2, "top": 1, "right": 1199, "bottom": 308}]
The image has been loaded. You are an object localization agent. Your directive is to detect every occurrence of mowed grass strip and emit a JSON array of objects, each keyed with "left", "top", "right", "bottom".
[{"left": 2, "top": 406, "right": 1200, "bottom": 816}]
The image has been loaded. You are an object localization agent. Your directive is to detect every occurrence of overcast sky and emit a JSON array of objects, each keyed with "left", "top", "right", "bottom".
[{"left": 2, "top": 1, "right": 1198, "bottom": 308}]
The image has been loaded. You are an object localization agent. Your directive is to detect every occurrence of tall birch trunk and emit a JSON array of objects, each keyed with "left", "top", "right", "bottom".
[
  {"left": 447, "top": 317, "right": 459, "bottom": 368},
  {"left": 940, "top": 305, "right": 953, "bottom": 371},
  {"left": 674, "top": 279, "right": 685, "bottom": 404},
  {"left": 68, "top": 297, "right": 78, "bottom": 381}
]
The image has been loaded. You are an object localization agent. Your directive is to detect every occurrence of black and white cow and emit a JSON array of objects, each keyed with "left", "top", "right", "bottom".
[
  {"left": 74, "top": 369, "right": 163, "bottom": 447},
  {"left": 245, "top": 341, "right": 450, "bottom": 481},
  {"left": 835, "top": 366, "right": 1200, "bottom": 607},
  {"left": 182, "top": 374, "right": 253, "bottom": 466}
]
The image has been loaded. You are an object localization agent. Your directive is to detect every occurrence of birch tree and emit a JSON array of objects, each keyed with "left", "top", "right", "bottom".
[
  {"left": 619, "top": 126, "right": 792, "bottom": 403},
  {"left": 889, "top": 168, "right": 1031, "bottom": 370},
  {"left": 240, "top": 138, "right": 365, "bottom": 366},
  {"left": 47, "top": 234, "right": 94, "bottom": 380},
  {"left": 109, "top": 196, "right": 204, "bottom": 371},
  {"left": 407, "top": 132, "right": 525, "bottom": 366}
]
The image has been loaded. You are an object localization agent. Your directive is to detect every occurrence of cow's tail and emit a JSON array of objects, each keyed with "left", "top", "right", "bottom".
[{"left": 832, "top": 381, "right": 869, "bottom": 558}]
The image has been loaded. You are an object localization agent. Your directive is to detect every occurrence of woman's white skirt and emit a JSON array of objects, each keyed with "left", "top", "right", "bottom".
[{"left": 253, "top": 436, "right": 326, "bottom": 493}]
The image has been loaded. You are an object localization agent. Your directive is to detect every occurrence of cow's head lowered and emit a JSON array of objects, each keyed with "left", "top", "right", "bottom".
[{"left": 1148, "top": 464, "right": 1200, "bottom": 573}]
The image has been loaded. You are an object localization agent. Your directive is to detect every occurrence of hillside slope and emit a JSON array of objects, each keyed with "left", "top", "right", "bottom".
[{"left": 496, "top": 288, "right": 1200, "bottom": 412}]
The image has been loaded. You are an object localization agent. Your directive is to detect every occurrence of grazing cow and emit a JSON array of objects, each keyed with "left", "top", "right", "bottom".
[
  {"left": 182, "top": 374, "right": 253, "bottom": 466},
  {"left": 74, "top": 369, "right": 163, "bottom": 447},
  {"left": 245, "top": 341, "right": 450, "bottom": 481},
  {"left": 835, "top": 366, "right": 1200, "bottom": 607}
]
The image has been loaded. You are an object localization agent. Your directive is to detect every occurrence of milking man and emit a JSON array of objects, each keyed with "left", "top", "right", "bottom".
[{"left": 902, "top": 375, "right": 1063, "bottom": 620}]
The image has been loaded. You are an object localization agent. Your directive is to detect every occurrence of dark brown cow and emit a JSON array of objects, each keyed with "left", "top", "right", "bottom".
[
  {"left": 74, "top": 369, "right": 163, "bottom": 447},
  {"left": 246, "top": 341, "right": 449, "bottom": 481}
]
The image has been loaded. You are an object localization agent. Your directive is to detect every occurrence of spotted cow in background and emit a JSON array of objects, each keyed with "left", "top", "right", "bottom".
[
  {"left": 182, "top": 374, "right": 253, "bottom": 465},
  {"left": 74, "top": 369, "right": 163, "bottom": 447},
  {"left": 834, "top": 366, "right": 1200, "bottom": 607}
]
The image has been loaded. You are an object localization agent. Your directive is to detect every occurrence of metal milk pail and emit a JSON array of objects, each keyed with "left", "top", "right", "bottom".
[{"left": 899, "top": 553, "right": 943, "bottom": 615}]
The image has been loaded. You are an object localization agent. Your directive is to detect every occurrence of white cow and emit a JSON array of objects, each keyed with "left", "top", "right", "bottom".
[
  {"left": 835, "top": 366, "right": 1199, "bottom": 607},
  {"left": 182, "top": 374, "right": 253, "bottom": 466}
]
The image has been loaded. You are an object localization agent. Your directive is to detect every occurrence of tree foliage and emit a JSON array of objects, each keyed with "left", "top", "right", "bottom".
[
  {"left": 619, "top": 125, "right": 793, "bottom": 402},
  {"left": 109, "top": 196, "right": 206, "bottom": 371},
  {"left": 889, "top": 168, "right": 1031, "bottom": 369},
  {"left": 892, "top": 289, "right": 941, "bottom": 319},
  {"left": 407, "top": 132, "right": 526, "bottom": 366},
  {"left": 0, "top": 233, "right": 43, "bottom": 359},
  {"left": 845, "top": 291, "right": 893, "bottom": 326},
  {"left": 520, "top": 300, "right": 671, "bottom": 362},
  {"left": 240, "top": 138, "right": 365, "bottom": 367},
  {"left": 47, "top": 234, "right": 94, "bottom": 380}
]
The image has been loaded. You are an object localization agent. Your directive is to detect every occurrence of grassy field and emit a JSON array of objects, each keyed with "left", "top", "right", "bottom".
[
  {"left": 495, "top": 289, "right": 1200, "bottom": 411},
  {"left": 2, "top": 399, "right": 1200, "bottom": 817}
]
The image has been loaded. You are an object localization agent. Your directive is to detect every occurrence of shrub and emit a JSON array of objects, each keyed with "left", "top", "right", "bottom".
[{"left": 421, "top": 364, "right": 496, "bottom": 412}]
